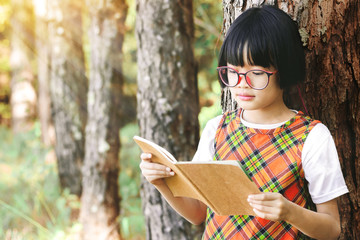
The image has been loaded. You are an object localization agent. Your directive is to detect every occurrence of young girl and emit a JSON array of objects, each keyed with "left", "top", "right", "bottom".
[{"left": 140, "top": 5, "right": 348, "bottom": 240}]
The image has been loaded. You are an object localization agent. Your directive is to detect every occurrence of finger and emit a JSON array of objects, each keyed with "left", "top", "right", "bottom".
[
  {"left": 248, "top": 192, "right": 281, "bottom": 201},
  {"left": 252, "top": 208, "right": 278, "bottom": 221},
  {"left": 139, "top": 161, "right": 175, "bottom": 177},
  {"left": 248, "top": 194, "right": 284, "bottom": 208},
  {"left": 249, "top": 199, "right": 278, "bottom": 207},
  {"left": 249, "top": 202, "right": 275, "bottom": 213},
  {"left": 140, "top": 161, "right": 170, "bottom": 172},
  {"left": 142, "top": 168, "right": 175, "bottom": 177},
  {"left": 141, "top": 168, "right": 174, "bottom": 186},
  {"left": 140, "top": 153, "right": 152, "bottom": 161}
]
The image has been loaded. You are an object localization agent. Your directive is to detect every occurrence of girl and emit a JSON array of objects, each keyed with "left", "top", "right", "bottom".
[{"left": 140, "top": 5, "right": 348, "bottom": 240}]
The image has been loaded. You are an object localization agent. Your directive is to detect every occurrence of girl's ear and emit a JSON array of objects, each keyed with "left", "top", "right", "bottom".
[{"left": 221, "top": 87, "right": 238, "bottom": 113}]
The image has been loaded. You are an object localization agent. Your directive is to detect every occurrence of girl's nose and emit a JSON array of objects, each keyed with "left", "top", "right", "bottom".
[{"left": 237, "top": 74, "right": 249, "bottom": 88}]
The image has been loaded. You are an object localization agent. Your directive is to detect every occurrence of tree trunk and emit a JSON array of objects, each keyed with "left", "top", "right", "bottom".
[
  {"left": 48, "top": 0, "right": 87, "bottom": 196},
  {"left": 34, "top": 0, "right": 54, "bottom": 147},
  {"left": 79, "top": 1, "right": 127, "bottom": 239},
  {"left": 9, "top": 0, "right": 36, "bottom": 133},
  {"left": 222, "top": 1, "right": 360, "bottom": 239},
  {"left": 136, "top": 0, "right": 201, "bottom": 239}
]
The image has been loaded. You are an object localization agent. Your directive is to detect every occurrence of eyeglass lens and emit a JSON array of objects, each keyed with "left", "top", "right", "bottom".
[{"left": 218, "top": 67, "right": 269, "bottom": 89}]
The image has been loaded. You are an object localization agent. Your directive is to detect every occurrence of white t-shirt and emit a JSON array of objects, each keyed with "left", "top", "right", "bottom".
[{"left": 192, "top": 112, "right": 349, "bottom": 204}]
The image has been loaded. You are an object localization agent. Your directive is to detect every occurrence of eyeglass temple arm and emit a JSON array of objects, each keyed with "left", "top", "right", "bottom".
[{"left": 297, "top": 85, "right": 310, "bottom": 116}]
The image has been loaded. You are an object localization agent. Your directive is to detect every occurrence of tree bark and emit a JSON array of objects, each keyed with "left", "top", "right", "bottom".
[
  {"left": 79, "top": 1, "right": 127, "bottom": 239},
  {"left": 48, "top": 0, "right": 87, "bottom": 196},
  {"left": 221, "top": 1, "right": 360, "bottom": 239},
  {"left": 136, "top": 0, "right": 201, "bottom": 239},
  {"left": 9, "top": 0, "right": 36, "bottom": 133}
]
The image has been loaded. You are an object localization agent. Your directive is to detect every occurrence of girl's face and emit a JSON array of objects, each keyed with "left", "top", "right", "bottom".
[{"left": 227, "top": 62, "right": 284, "bottom": 114}]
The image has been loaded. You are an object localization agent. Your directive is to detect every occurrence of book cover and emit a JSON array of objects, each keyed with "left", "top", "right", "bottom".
[{"left": 134, "top": 136, "right": 260, "bottom": 216}]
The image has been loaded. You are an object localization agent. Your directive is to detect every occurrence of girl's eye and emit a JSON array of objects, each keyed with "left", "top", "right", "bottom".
[
  {"left": 251, "top": 70, "right": 265, "bottom": 75},
  {"left": 228, "top": 70, "right": 237, "bottom": 74}
]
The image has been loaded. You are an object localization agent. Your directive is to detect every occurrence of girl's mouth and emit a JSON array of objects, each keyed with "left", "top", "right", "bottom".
[{"left": 237, "top": 94, "right": 254, "bottom": 101}]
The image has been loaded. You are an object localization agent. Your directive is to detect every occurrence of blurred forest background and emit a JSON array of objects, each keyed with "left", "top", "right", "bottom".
[{"left": 0, "top": 0, "right": 222, "bottom": 239}]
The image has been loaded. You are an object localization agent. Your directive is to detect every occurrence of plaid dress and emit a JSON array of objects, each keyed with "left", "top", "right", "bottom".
[{"left": 203, "top": 109, "right": 319, "bottom": 240}]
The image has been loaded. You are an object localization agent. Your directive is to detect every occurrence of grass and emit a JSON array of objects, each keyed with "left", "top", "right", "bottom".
[
  {"left": 0, "top": 123, "right": 79, "bottom": 239},
  {"left": 0, "top": 122, "right": 145, "bottom": 239}
]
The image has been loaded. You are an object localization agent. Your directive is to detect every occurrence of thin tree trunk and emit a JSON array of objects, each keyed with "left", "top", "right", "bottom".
[
  {"left": 221, "top": 1, "right": 360, "bottom": 239},
  {"left": 9, "top": 0, "right": 36, "bottom": 133},
  {"left": 34, "top": 0, "right": 54, "bottom": 146},
  {"left": 79, "top": 1, "right": 127, "bottom": 239},
  {"left": 48, "top": 0, "right": 87, "bottom": 196},
  {"left": 136, "top": 0, "right": 201, "bottom": 239}
]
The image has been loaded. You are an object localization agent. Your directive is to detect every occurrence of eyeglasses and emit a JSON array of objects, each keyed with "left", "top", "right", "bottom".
[{"left": 217, "top": 66, "right": 276, "bottom": 90}]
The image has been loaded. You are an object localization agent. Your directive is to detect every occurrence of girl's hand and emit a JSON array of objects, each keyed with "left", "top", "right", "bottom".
[
  {"left": 139, "top": 153, "right": 175, "bottom": 186},
  {"left": 247, "top": 192, "right": 292, "bottom": 221}
]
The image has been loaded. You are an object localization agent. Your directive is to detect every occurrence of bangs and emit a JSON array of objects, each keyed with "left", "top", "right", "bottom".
[{"left": 222, "top": 16, "right": 275, "bottom": 68}]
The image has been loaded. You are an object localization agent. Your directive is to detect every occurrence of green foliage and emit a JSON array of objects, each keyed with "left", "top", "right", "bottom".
[
  {"left": 198, "top": 80, "right": 222, "bottom": 132},
  {"left": 0, "top": 23, "right": 11, "bottom": 125},
  {"left": 0, "top": 123, "right": 80, "bottom": 239},
  {"left": 0, "top": 102, "right": 10, "bottom": 121},
  {"left": 0, "top": 39, "right": 10, "bottom": 72},
  {"left": 122, "top": 0, "right": 137, "bottom": 95},
  {"left": 119, "top": 123, "right": 145, "bottom": 239},
  {"left": 0, "top": 0, "right": 11, "bottom": 33},
  {"left": 194, "top": 0, "right": 224, "bottom": 131}
]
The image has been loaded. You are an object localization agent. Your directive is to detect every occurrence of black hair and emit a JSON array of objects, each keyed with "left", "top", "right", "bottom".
[{"left": 218, "top": 5, "right": 305, "bottom": 89}]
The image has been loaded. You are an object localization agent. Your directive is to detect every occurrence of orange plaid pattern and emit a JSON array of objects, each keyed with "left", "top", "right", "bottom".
[{"left": 203, "top": 109, "right": 319, "bottom": 240}]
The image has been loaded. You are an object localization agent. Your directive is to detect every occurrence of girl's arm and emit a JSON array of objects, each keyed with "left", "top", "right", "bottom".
[
  {"left": 247, "top": 192, "right": 341, "bottom": 240},
  {"left": 139, "top": 153, "right": 207, "bottom": 225}
]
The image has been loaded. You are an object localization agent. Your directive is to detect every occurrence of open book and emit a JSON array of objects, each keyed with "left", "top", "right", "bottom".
[{"left": 134, "top": 136, "right": 260, "bottom": 216}]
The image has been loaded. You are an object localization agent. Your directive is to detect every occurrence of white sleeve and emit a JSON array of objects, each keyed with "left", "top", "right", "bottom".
[
  {"left": 192, "top": 115, "right": 223, "bottom": 162},
  {"left": 302, "top": 123, "right": 349, "bottom": 204}
]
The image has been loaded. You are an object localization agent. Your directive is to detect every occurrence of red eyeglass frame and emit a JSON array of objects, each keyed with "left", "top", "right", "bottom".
[{"left": 217, "top": 66, "right": 277, "bottom": 90}]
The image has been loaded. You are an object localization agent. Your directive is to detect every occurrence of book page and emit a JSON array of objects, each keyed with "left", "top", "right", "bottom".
[
  {"left": 133, "top": 136, "right": 177, "bottom": 164},
  {"left": 175, "top": 161, "right": 259, "bottom": 216}
]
